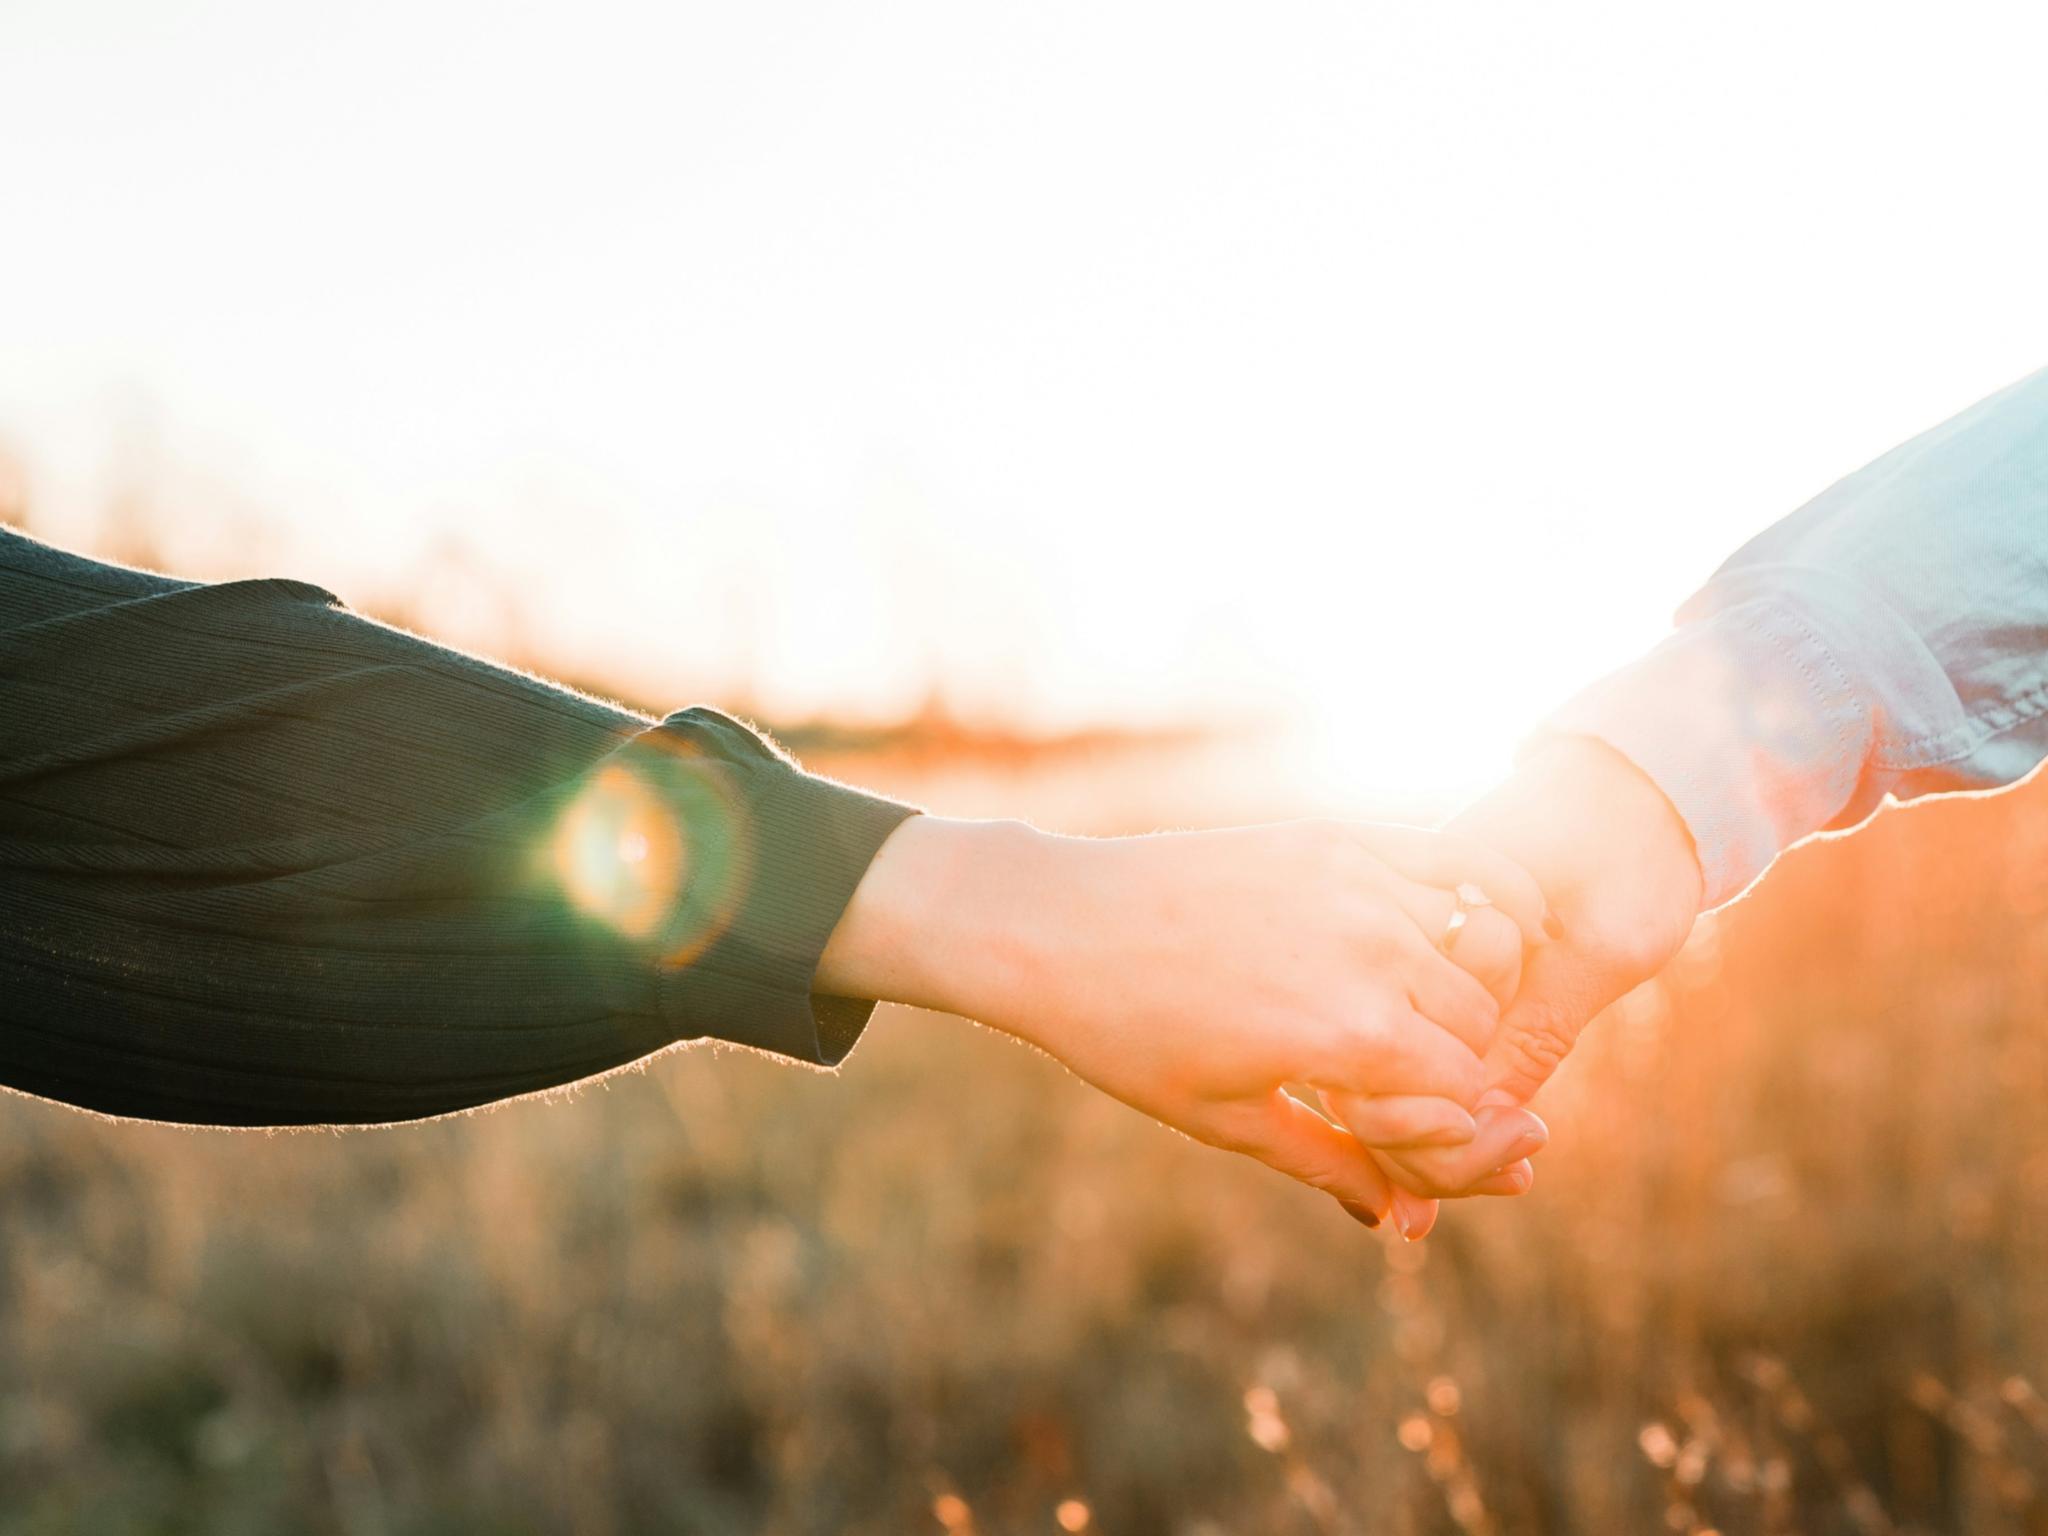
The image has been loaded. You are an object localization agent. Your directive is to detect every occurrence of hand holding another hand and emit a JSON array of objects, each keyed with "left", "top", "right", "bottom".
[
  {"left": 819, "top": 815, "right": 1555, "bottom": 1227},
  {"left": 1363, "top": 736, "right": 1706, "bottom": 1232}
]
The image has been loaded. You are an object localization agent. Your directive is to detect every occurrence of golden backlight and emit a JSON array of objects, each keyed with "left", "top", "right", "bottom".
[
  {"left": 6, "top": 4, "right": 2048, "bottom": 1533},
  {"left": 7, "top": 1, "right": 2043, "bottom": 805}
]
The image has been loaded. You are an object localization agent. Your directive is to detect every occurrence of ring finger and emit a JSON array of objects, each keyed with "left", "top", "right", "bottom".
[{"left": 1388, "top": 877, "right": 1525, "bottom": 1008}]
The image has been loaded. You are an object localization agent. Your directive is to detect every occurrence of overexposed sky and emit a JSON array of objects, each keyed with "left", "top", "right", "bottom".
[{"left": 3, "top": 0, "right": 2046, "bottom": 804}]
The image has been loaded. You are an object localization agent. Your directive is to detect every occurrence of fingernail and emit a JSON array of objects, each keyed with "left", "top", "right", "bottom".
[
  {"left": 1507, "top": 1128, "right": 1549, "bottom": 1162},
  {"left": 1475, "top": 1089, "right": 1520, "bottom": 1113},
  {"left": 1339, "top": 1199, "right": 1381, "bottom": 1230},
  {"left": 1499, "top": 1160, "right": 1534, "bottom": 1193},
  {"left": 1542, "top": 910, "right": 1565, "bottom": 941}
]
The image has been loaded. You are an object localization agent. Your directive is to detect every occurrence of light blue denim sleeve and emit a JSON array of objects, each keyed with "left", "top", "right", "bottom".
[{"left": 1537, "top": 365, "right": 2048, "bottom": 909}]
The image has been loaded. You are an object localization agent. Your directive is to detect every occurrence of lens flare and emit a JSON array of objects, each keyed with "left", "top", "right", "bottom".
[
  {"left": 551, "top": 764, "right": 685, "bottom": 940},
  {"left": 548, "top": 746, "right": 752, "bottom": 966}
]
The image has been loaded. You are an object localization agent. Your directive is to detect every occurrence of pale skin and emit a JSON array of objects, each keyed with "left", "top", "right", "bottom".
[
  {"left": 1368, "top": 735, "right": 1707, "bottom": 1237},
  {"left": 816, "top": 814, "right": 1556, "bottom": 1231}
]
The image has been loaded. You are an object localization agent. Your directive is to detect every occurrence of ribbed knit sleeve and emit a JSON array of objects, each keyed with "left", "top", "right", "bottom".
[{"left": 0, "top": 528, "right": 919, "bottom": 1127}]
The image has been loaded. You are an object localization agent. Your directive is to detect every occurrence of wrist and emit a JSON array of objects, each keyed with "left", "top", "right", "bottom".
[
  {"left": 1519, "top": 736, "right": 1704, "bottom": 910},
  {"left": 1455, "top": 735, "right": 1704, "bottom": 995},
  {"left": 814, "top": 815, "right": 1061, "bottom": 1025}
]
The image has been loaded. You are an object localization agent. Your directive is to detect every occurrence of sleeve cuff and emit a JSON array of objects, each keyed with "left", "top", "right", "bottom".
[
  {"left": 1529, "top": 597, "right": 1875, "bottom": 909},
  {"left": 616, "top": 709, "right": 921, "bottom": 1067}
]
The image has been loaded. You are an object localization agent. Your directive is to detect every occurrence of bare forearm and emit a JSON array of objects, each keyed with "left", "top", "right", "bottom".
[
  {"left": 816, "top": 810, "right": 1559, "bottom": 1229},
  {"left": 815, "top": 815, "right": 1053, "bottom": 1026}
]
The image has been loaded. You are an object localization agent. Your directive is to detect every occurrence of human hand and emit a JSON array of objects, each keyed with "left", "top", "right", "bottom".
[
  {"left": 817, "top": 816, "right": 1552, "bottom": 1226},
  {"left": 1366, "top": 736, "right": 1704, "bottom": 1229},
  {"left": 1323, "top": 886, "right": 1549, "bottom": 1238}
]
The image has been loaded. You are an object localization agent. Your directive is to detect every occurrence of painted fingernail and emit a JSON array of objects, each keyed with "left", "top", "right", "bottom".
[{"left": 1339, "top": 1199, "right": 1381, "bottom": 1230}]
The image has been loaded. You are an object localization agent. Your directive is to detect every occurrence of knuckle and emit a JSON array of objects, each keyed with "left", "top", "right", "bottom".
[
  {"left": 1353, "top": 914, "right": 1407, "bottom": 964},
  {"left": 1288, "top": 1018, "right": 1347, "bottom": 1080},
  {"left": 1343, "top": 997, "right": 1402, "bottom": 1051},
  {"left": 1522, "top": 1011, "right": 1582, "bottom": 1061},
  {"left": 1369, "top": 886, "right": 1414, "bottom": 927},
  {"left": 1332, "top": 882, "right": 1382, "bottom": 926},
  {"left": 1471, "top": 905, "right": 1521, "bottom": 953},
  {"left": 1501, "top": 1016, "right": 1577, "bottom": 1079}
]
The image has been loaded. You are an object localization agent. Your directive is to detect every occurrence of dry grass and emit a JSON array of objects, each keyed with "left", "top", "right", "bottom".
[
  {"left": 4, "top": 498, "right": 2047, "bottom": 1533},
  {"left": 3, "top": 748, "right": 2047, "bottom": 1536}
]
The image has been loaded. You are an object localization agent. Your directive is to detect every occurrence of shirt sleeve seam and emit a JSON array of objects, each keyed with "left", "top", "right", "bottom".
[
  {"left": 1873, "top": 676, "right": 2048, "bottom": 770},
  {"left": 1757, "top": 600, "right": 1868, "bottom": 768}
]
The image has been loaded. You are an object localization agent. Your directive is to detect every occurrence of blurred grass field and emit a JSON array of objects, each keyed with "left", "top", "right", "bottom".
[
  {"left": 5, "top": 724, "right": 2048, "bottom": 1536},
  {"left": 4, "top": 498, "right": 2048, "bottom": 1534}
]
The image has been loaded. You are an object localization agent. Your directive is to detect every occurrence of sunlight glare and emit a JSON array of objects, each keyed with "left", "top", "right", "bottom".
[{"left": 551, "top": 764, "right": 685, "bottom": 941}]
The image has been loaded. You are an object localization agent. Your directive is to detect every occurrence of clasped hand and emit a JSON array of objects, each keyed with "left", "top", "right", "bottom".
[
  {"left": 820, "top": 814, "right": 1564, "bottom": 1237},
  {"left": 819, "top": 736, "right": 1706, "bottom": 1237}
]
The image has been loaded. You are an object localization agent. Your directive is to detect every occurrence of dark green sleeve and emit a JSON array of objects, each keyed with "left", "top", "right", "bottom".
[{"left": 0, "top": 527, "right": 919, "bottom": 1127}]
